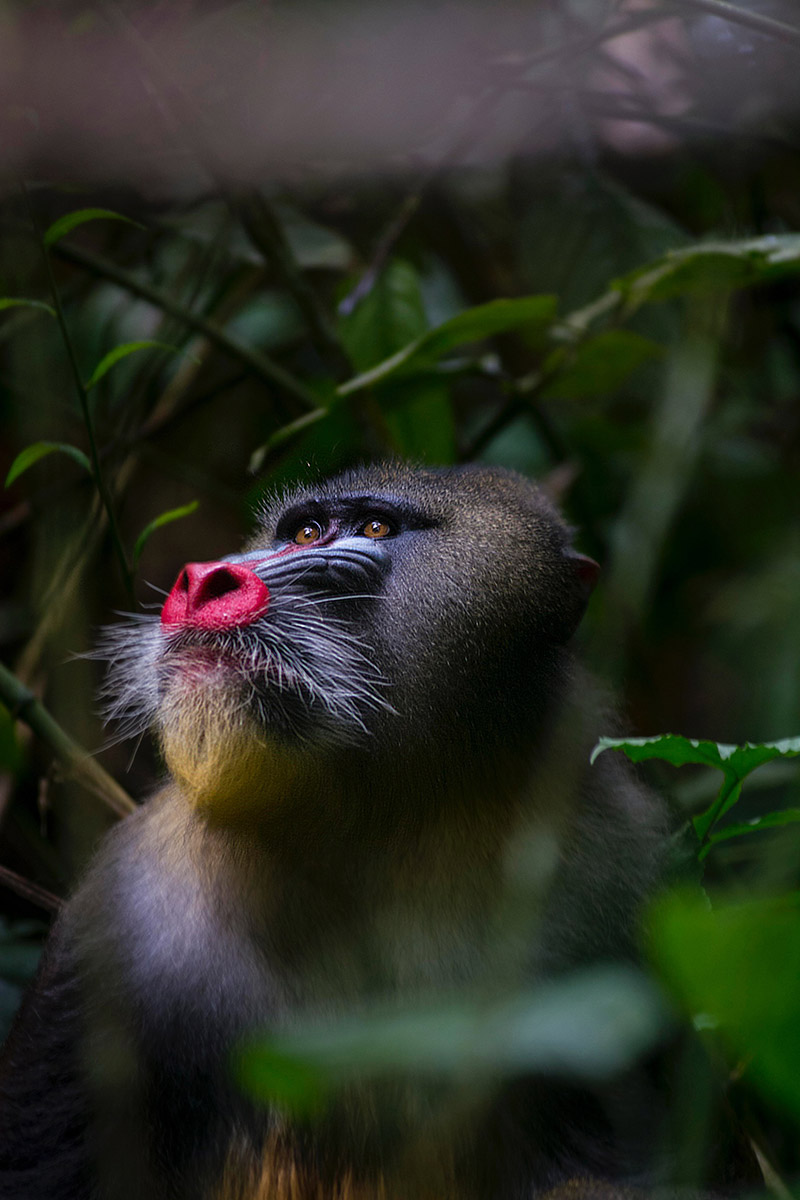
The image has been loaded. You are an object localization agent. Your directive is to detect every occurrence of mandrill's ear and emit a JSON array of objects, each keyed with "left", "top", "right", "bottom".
[{"left": 557, "top": 548, "right": 601, "bottom": 643}]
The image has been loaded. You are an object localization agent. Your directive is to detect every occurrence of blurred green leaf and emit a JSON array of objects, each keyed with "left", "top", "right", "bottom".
[
  {"left": 517, "top": 168, "right": 685, "bottom": 315},
  {"left": 84, "top": 340, "right": 194, "bottom": 391},
  {"left": 381, "top": 377, "right": 457, "bottom": 463},
  {"left": 541, "top": 330, "right": 661, "bottom": 400},
  {"left": 234, "top": 1047, "right": 331, "bottom": 1117},
  {"left": 237, "top": 966, "right": 667, "bottom": 1115},
  {"left": 340, "top": 295, "right": 557, "bottom": 395},
  {"left": 0, "top": 297, "right": 55, "bottom": 318},
  {"left": 650, "top": 890, "right": 800, "bottom": 1120},
  {"left": 0, "top": 918, "right": 47, "bottom": 1042},
  {"left": 133, "top": 501, "right": 200, "bottom": 569},
  {"left": 43, "top": 207, "right": 144, "bottom": 248},
  {"left": 617, "top": 235, "right": 800, "bottom": 308},
  {"left": 338, "top": 259, "right": 428, "bottom": 372},
  {"left": 5, "top": 441, "right": 92, "bottom": 487},
  {"left": 0, "top": 925, "right": 44, "bottom": 985}
]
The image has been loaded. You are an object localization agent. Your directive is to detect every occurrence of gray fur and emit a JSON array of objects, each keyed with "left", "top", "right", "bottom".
[{"left": 0, "top": 463, "right": 667, "bottom": 1199}]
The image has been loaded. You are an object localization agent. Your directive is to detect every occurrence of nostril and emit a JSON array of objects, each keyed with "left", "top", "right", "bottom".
[
  {"left": 195, "top": 567, "right": 241, "bottom": 605},
  {"left": 161, "top": 560, "right": 270, "bottom": 629}
]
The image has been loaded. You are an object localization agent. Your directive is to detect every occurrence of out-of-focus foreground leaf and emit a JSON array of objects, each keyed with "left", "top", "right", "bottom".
[
  {"left": 650, "top": 890, "right": 800, "bottom": 1121},
  {"left": 236, "top": 965, "right": 667, "bottom": 1114}
]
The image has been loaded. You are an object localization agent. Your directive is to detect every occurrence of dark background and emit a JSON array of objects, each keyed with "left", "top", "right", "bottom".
[{"left": 2, "top": 0, "right": 800, "bottom": 1184}]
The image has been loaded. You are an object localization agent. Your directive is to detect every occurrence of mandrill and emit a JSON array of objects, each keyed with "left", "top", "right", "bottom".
[{"left": 0, "top": 463, "right": 667, "bottom": 1200}]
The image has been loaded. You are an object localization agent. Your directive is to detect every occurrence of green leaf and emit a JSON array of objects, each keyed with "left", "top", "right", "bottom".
[
  {"left": 650, "top": 890, "right": 800, "bottom": 1120},
  {"left": 541, "top": 330, "right": 661, "bottom": 400},
  {"left": 133, "top": 501, "right": 200, "bottom": 568},
  {"left": 591, "top": 734, "right": 800, "bottom": 842},
  {"left": 517, "top": 168, "right": 685, "bottom": 315},
  {"left": 84, "top": 340, "right": 193, "bottom": 391},
  {"left": 592, "top": 733, "right": 800, "bottom": 774},
  {"left": 702, "top": 808, "right": 800, "bottom": 855},
  {"left": 616, "top": 235, "right": 800, "bottom": 309},
  {"left": 233, "top": 1047, "right": 330, "bottom": 1117},
  {"left": 5, "top": 441, "right": 92, "bottom": 487},
  {"left": 563, "top": 234, "right": 800, "bottom": 338},
  {"left": 339, "top": 295, "right": 557, "bottom": 396},
  {"left": 236, "top": 965, "right": 666, "bottom": 1115},
  {"left": 0, "top": 298, "right": 55, "bottom": 318},
  {"left": 381, "top": 377, "right": 457, "bottom": 463},
  {"left": 338, "top": 259, "right": 428, "bottom": 373},
  {"left": 43, "top": 207, "right": 144, "bottom": 248}
]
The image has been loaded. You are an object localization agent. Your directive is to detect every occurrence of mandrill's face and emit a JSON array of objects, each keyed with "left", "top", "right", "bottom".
[{"left": 98, "top": 465, "right": 594, "bottom": 820}]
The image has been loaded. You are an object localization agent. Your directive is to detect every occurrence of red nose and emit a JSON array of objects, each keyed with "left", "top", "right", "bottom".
[{"left": 160, "top": 560, "right": 270, "bottom": 629}]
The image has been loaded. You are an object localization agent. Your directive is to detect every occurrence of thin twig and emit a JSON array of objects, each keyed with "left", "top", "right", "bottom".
[
  {"left": 236, "top": 191, "right": 350, "bottom": 379},
  {"left": 672, "top": 0, "right": 800, "bottom": 49},
  {"left": 0, "top": 661, "right": 135, "bottom": 819},
  {"left": 21, "top": 185, "right": 135, "bottom": 604},
  {"left": 52, "top": 240, "right": 319, "bottom": 415},
  {"left": 0, "top": 865, "right": 62, "bottom": 914},
  {"left": 339, "top": 4, "right": 689, "bottom": 314}
]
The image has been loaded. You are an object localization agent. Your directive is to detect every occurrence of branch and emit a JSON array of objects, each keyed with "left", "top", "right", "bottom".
[
  {"left": 0, "top": 865, "right": 61, "bottom": 914},
  {"left": 236, "top": 192, "right": 351, "bottom": 379},
  {"left": 0, "top": 661, "right": 135, "bottom": 819},
  {"left": 51, "top": 241, "right": 320, "bottom": 414},
  {"left": 672, "top": 0, "right": 800, "bottom": 49},
  {"left": 22, "top": 185, "right": 135, "bottom": 603}
]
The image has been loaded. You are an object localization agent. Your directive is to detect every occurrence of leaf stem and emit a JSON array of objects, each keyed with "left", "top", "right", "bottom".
[
  {"left": 236, "top": 192, "right": 350, "bottom": 380},
  {"left": 694, "top": 773, "right": 742, "bottom": 844},
  {"left": 52, "top": 240, "right": 319, "bottom": 414},
  {"left": 21, "top": 184, "right": 135, "bottom": 603},
  {"left": 0, "top": 661, "right": 135, "bottom": 819},
  {"left": 672, "top": 0, "right": 800, "bottom": 49}
]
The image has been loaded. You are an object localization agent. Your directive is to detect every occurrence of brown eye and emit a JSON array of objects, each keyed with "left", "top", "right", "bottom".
[
  {"left": 363, "top": 519, "right": 391, "bottom": 539},
  {"left": 294, "top": 520, "right": 323, "bottom": 545}
]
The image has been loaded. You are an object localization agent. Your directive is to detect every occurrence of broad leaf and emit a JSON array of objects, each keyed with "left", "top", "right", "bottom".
[
  {"left": 616, "top": 235, "right": 800, "bottom": 309},
  {"left": 44, "top": 207, "right": 144, "bottom": 248},
  {"left": 592, "top": 734, "right": 800, "bottom": 841},
  {"left": 563, "top": 234, "right": 800, "bottom": 337},
  {"left": 5, "top": 441, "right": 91, "bottom": 487},
  {"left": 541, "top": 329, "right": 661, "bottom": 400},
  {"left": 338, "top": 259, "right": 428, "bottom": 373},
  {"left": 591, "top": 733, "right": 800, "bottom": 774},
  {"left": 339, "top": 295, "right": 557, "bottom": 395},
  {"left": 381, "top": 377, "right": 457, "bottom": 463},
  {"left": 650, "top": 890, "right": 800, "bottom": 1120},
  {"left": 236, "top": 966, "right": 666, "bottom": 1115}
]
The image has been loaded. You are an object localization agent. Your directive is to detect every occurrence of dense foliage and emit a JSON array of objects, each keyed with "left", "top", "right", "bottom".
[{"left": 2, "top": 0, "right": 800, "bottom": 1189}]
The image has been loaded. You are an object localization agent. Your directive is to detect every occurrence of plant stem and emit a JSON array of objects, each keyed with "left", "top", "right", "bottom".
[
  {"left": 21, "top": 185, "right": 135, "bottom": 602},
  {"left": 53, "top": 241, "right": 320, "bottom": 414},
  {"left": 673, "top": 0, "right": 800, "bottom": 49},
  {"left": 236, "top": 192, "right": 351, "bottom": 380},
  {"left": 0, "top": 865, "right": 61, "bottom": 914},
  {"left": 0, "top": 661, "right": 135, "bottom": 819}
]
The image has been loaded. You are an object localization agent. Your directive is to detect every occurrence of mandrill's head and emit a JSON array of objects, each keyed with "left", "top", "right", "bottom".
[{"left": 100, "top": 464, "right": 598, "bottom": 824}]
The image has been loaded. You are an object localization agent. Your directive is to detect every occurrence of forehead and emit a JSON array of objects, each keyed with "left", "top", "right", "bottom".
[{"left": 257, "top": 465, "right": 559, "bottom": 529}]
